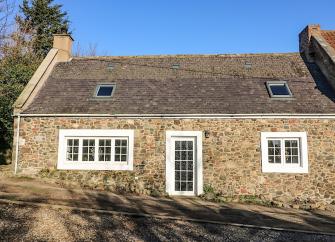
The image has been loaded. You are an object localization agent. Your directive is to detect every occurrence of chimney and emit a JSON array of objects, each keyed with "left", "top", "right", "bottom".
[
  {"left": 53, "top": 34, "right": 73, "bottom": 61},
  {"left": 299, "top": 24, "right": 321, "bottom": 62}
]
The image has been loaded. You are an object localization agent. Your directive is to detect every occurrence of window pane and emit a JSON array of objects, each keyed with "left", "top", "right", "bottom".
[
  {"left": 97, "top": 85, "right": 114, "bottom": 97},
  {"left": 284, "top": 139, "right": 300, "bottom": 165},
  {"left": 82, "top": 139, "right": 95, "bottom": 161},
  {"left": 275, "top": 156, "right": 281, "bottom": 163},
  {"left": 66, "top": 139, "right": 79, "bottom": 161},
  {"left": 98, "top": 139, "right": 112, "bottom": 162},
  {"left": 269, "top": 84, "right": 290, "bottom": 96},
  {"left": 273, "top": 140, "right": 280, "bottom": 147},
  {"left": 114, "top": 139, "right": 128, "bottom": 162},
  {"left": 285, "top": 156, "right": 291, "bottom": 164},
  {"left": 115, "top": 154, "right": 121, "bottom": 162},
  {"left": 105, "top": 154, "right": 111, "bottom": 161},
  {"left": 291, "top": 140, "right": 298, "bottom": 147},
  {"left": 175, "top": 141, "right": 181, "bottom": 150},
  {"left": 181, "top": 141, "right": 187, "bottom": 150},
  {"left": 187, "top": 151, "right": 193, "bottom": 160},
  {"left": 175, "top": 161, "right": 180, "bottom": 170},
  {"left": 187, "top": 141, "right": 193, "bottom": 150},
  {"left": 115, "top": 140, "right": 121, "bottom": 146},
  {"left": 175, "top": 151, "right": 180, "bottom": 160},
  {"left": 292, "top": 156, "right": 299, "bottom": 164},
  {"left": 268, "top": 139, "right": 281, "bottom": 164},
  {"left": 181, "top": 151, "right": 187, "bottom": 160},
  {"left": 181, "top": 161, "right": 186, "bottom": 170},
  {"left": 73, "top": 154, "right": 78, "bottom": 161},
  {"left": 180, "top": 182, "right": 186, "bottom": 191},
  {"left": 292, "top": 148, "right": 298, "bottom": 155},
  {"left": 187, "top": 182, "right": 193, "bottom": 191}
]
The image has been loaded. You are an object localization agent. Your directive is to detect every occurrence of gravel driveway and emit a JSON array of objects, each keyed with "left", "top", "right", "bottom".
[{"left": 0, "top": 203, "right": 334, "bottom": 242}]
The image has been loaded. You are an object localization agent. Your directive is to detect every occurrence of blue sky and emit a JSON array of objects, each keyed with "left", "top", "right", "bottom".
[{"left": 54, "top": 1, "right": 335, "bottom": 56}]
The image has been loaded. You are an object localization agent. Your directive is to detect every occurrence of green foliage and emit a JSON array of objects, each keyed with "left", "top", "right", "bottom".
[
  {"left": 0, "top": 50, "right": 40, "bottom": 85},
  {"left": 238, "top": 195, "right": 272, "bottom": 206},
  {"left": 16, "top": 0, "right": 70, "bottom": 58},
  {"left": 203, "top": 184, "right": 215, "bottom": 194},
  {"left": 0, "top": 0, "right": 70, "bottom": 152},
  {"left": 0, "top": 83, "right": 24, "bottom": 147}
]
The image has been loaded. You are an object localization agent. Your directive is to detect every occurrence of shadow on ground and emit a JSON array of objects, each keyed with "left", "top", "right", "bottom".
[{"left": 0, "top": 176, "right": 335, "bottom": 241}]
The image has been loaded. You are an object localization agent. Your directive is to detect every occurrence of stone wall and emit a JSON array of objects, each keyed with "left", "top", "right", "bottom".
[{"left": 13, "top": 117, "right": 335, "bottom": 204}]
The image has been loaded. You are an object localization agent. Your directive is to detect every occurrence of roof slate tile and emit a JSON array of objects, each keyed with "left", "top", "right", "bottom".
[{"left": 23, "top": 53, "right": 335, "bottom": 114}]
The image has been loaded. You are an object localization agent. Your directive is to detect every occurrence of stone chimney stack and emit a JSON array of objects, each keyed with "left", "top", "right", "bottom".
[
  {"left": 53, "top": 34, "right": 73, "bottom": 61},
  {"left": 299, "top": 24, "right": 321, "bottom": 62}
]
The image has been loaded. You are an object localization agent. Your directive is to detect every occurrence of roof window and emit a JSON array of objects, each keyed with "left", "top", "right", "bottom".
[
  {"left": 95, "top": 84, "right": 115, "bottom": 97},
  {"left": 244, "top": 61, "right": 252, "bottom": 69},
  {"left": 107, "top": 63, "right": 115, "bottom": 71},
  {"left": 171, "top": 64, "right": 180, "bottom": 69},
  {"left": 266, "top": 81, "right": 292, "bottom": 98}
]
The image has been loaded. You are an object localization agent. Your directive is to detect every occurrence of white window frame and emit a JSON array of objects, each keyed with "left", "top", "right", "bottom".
[
  {"left": 261, "top": 132, "right": 308, "bottom": 173},
  {"left": 57, "top": 129, "right": 134, "bottom": 171},
  {"left": 166, "top": 131, "right": 203, "bottom": 196}
]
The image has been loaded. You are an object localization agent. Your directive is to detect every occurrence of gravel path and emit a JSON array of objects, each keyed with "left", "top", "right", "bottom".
[{"left": 0, "top": 203, "right": 334, "bottom": 242}]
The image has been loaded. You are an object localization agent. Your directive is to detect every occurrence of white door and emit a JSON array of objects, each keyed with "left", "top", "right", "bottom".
[{"left": 166, "top": 131, "right": 203, "bottom": 196}]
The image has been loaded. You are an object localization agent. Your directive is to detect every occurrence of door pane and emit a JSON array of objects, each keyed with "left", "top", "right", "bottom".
[{"left": 174, "top": 139, "right": 194, "bottom": 192}]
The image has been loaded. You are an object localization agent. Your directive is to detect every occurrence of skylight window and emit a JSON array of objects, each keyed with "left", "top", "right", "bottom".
[
  {"left": 244, "top": 61, "right": 252, "bottom": 69},
  {"left": 171, "top": 64, "right": 180, "bottom": 69},
  {"left": 95, "top": 84, "right": 115, "bottom": 97},
  {"left": 266, "top": 81, "right": 293, "bottom": 98}
]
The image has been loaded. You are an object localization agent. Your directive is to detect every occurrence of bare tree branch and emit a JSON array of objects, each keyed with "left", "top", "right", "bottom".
[
  {"left": 0, "top": 0, "right": 15, "bottom": 47},
  {"left": 73, "top": 42, "right": 98, "bottom": 57}
]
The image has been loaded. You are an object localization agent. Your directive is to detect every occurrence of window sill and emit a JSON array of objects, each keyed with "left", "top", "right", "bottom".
[
  {"left": 262, "top": 165, "right": 308, "bottom": 174},
  {"left": 57, "top": 161, "right": 133, "bottom": 171}
]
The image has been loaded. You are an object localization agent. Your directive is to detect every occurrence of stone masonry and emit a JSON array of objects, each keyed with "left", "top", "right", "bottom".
[{"left": 13, "top": 117, "right": 335, "bottom": 205}]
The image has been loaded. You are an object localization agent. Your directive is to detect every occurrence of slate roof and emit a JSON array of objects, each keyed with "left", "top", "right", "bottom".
[{"left": 23, "top": 53, "right": 335, "bottom": 114}]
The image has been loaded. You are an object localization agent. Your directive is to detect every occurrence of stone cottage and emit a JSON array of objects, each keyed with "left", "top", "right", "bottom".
[{"left": 11, "top": 25, "right": 335, "bottom": 204}]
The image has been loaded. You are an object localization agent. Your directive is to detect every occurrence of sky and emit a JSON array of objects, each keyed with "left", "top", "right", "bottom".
[{"left": 53, "top": 0, "right": 335, "bottom": 56}]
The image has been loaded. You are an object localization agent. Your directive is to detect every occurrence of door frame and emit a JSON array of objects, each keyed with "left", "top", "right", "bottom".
[{"left": 165, "top": 131, "right": 203, "bottom": 196}]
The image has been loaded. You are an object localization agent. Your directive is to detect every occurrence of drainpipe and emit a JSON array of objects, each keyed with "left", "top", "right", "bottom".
[{"left": 14, "top": 114, "right": 21, "bottom": 175}]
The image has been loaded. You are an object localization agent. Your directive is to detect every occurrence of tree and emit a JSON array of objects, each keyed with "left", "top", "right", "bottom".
[
  {"left": 0, "top": 26, "right": 41, "bottom": 150},
  {"left": 0, "top": 0, "right": 15, "bottom": 49},
  {"left": 0, "top": 0, "right": 70, "bottom": 157},
  {"left": 16, "top": 0, "right": 70, "bottom": 58}
]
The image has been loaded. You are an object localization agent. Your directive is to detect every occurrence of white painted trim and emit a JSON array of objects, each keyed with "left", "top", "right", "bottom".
[
  {"left": 165, "top": 131, "right": 203, "bottom": 196},
  {"left": 14, "top": 115, "right": 21, "bottom": 174},
  {"left": 57, "top": 129, "right": 134, "bottom": 171},
  {"left": 15, "top": 113, "right": 335, "bottom": 119},
  {"left": 261, "top": 132, "right": 308, "bottom": 173}
]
